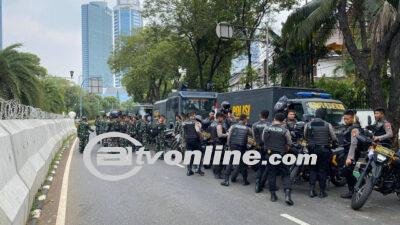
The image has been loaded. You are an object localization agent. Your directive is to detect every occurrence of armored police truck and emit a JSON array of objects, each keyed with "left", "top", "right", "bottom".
[
  {"left": 132, "top": 104, "right": 153, "bottom": 117},
  {"left": 217, "top": 87, "right": 345, "bottom": 126},
  {"left": 154, "top": 90, "right": 218, "bottom": 124}
]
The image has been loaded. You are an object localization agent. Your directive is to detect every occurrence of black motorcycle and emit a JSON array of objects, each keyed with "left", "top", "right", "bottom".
[{"left": 351, "top": 135, "right": 400, "bottom": 210}]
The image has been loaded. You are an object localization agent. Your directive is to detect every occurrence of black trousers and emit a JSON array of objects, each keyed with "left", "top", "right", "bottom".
[
  {"left": 267, "top": 153, "right": 291, "bottom": 192},
  {"left": 186, "top": 140, "right": 203, "bottom": 172},
  {"left": 309, "top": 146, "right": 331, "bottom": 191},
  {"left": 256, "top": 147, "right": 268, "bottom": 186},
  {"left": 224, "top": 145, "right": 247, "bottom": 180},
  {"left": 341, "top": 151, "right": 357, "bottom": 191},
  {"left": 212, "top": 142, "right": 226, "bottom": 175}
]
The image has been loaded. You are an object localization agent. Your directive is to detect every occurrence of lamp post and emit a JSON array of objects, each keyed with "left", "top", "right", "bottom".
[{"left": 216, "top": 22, "right": 270, "bottom": 87}]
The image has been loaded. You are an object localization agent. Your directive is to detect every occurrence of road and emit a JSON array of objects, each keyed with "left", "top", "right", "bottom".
[{"left": 61, "top": 137, "right": 400, "bottom": 225}]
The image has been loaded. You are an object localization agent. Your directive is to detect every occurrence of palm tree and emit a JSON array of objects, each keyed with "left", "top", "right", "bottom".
[{"left": 0, "top": 44, "right": 46, "bottom": 107}]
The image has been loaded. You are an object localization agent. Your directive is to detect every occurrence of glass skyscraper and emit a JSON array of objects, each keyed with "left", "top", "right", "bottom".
[
  {"left": 0, "top": 0, "right": 3, "bottom": 49},
  {"left": 113, "top": 0, "right": 143, "bottom": 88},
  {"left": 81, "top": 1, "right": 113, "bottom": 89}
]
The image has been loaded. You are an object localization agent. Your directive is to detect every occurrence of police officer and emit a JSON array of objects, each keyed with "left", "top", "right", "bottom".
[
  {"left": 182, "top": 112, "right": 204, "bottom": 176},
  {"left": 368, "top": 108, "right": 393, "bottom": 148},
  {"left": 304, "top": 108, "right": 338, "bottom": 198},
  {"left": 252, "top": 110, "right": 271, "bottom": 193},
  {"left": 221, "top": 114, "right": 252, "bottom": 187},
  {"left": 202, "top": 111, "right": 215, "bottom": 130},
  {"left": 263, "top": 113, "right": 293, "bottom": 205},
  {"left": 208, "top": 112, "right": 228, "bottom": 179},
  {"left": 77, "top": 116, "right": 94, "bottom": 153},
  {"left": 285, "top": 110, "right": 298, "bottom": 132},
  {"left": 340, "top": 110, "right": 363, "bottom": 199}
]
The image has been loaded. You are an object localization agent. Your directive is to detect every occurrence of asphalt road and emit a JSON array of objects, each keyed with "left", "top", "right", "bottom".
[{"left": 64, "top": 137, "right": 400, "bottom": 225}]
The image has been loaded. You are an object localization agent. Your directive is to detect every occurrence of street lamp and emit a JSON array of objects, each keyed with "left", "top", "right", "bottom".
[{"left": 216, "top": 22, "right": 270, "bottom": 87}]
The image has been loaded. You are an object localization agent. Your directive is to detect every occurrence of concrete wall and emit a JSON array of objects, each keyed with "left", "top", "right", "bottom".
[{"left": 0, "top": 119, "right": 76, "bottom": 225}]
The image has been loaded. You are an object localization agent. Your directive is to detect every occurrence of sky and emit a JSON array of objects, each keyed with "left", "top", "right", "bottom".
[
  {"left": 3, "top": 0, "right": 117, "bottom": 83},
  {"left": 3, "top": 0, "right": 294, "bottom": 84}
]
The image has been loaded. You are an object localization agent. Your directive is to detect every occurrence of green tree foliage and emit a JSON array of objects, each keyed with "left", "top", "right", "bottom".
[
  {"left": 0, "top": 44, "right": 47, "bottom": 106},
  {"left": 110, "top": 26, "right": 182, "bottom": 103},
  {"left": 143, "top": 0, "right": 242, "bottom": 92},
  {"left": 315, "top": 77, "right": 368, "bottom": 109}
]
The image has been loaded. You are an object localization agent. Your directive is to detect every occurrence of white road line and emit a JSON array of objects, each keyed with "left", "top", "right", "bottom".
[
  {"left": 280, "top": 214, "right": 310, "bottom": 225},
  {"left": 55, "top": 138, "right": 77, "bottom": 225},
  {"left": 176, "top": 164, "right": 185, "bottom": 168}
]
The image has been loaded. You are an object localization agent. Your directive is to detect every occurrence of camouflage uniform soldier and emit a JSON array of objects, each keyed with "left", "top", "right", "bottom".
[
  {"left": 94, "top": 116, "right": 101, "bottom": 135},
  {"left": 77, "top": 117, "right": 94, "bottom": 153},
  {"left": 155, "top": 115, "right": 167, "bottom": 155}
]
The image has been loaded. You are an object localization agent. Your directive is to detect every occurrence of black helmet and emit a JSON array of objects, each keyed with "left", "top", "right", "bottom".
[
  {"left": 274, "top": 96, "right": 289, "bottom": 113},
  {"left": 221, "top": 101, "right": 230, "bottom": 110}
]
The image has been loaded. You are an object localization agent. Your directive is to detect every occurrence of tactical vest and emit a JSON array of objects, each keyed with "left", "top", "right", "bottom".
[
  {"left": 208, "top": 121, "right": 219, "bottom": 142},
  {"left": 307, "top": 118, "right": 331, "bottom": 146},
  {"left": 253, "top": 120, "right": 270, "bottom": 146},
  {"left": 373, "top": 120, "right": 392, "bottom": 148},
  {"left": 230, "top": 124, "right": 248, "bottom": 147},
  {"left": 182, "top": 120, "right": 199, "bottom": 142},
  {"left": 263, "top": 124, "right": 288, "bottom": 153}
]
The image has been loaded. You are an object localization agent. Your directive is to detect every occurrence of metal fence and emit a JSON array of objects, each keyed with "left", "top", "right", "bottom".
[{"left": 0, "top": 98, "right": 65, "bottom": 120}]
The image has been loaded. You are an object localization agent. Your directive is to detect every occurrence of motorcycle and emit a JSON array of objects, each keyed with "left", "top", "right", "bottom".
[{"left": 351, "top": 134, "right": 400, "bottom": 210}]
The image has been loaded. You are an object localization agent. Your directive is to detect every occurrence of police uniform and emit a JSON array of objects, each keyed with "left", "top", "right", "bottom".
[
  {"left": 263, "top": 123, "right": 292, "bottom": 204},
  {"left": 340, "top": 123, "right": 362, "bottom": 198},
  {"left": 252, "top": 119, "right": 271, "bottom": 193},
  {"left": 304, "top": 118, "right": 337, "bottom": 198},
  {"left": 222, "top": 122, "right": 252, "bottom": 186},
  {"left": 182, "top": 119, "right": 203, "bottom": 175},
  {"left": 208, "top": 120, "right": 227, "bottom": 178},
  {"left": 371, "top": 119, "right": 393, "bottom": 148}
]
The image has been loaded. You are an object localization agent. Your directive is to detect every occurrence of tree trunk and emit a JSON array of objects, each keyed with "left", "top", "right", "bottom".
[
  {"left": 387, "top": 31, "right": 400, "bottom": 147},
  {"left": 246, "top": 40, "right": 252, "bottom": 89}
]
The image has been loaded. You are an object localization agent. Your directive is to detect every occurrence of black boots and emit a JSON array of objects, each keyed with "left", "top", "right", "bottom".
[
  {"left": 196, "top": 170, "right": 205, "bottom": 176},
  {"left": 243, "top": 176, "right": 250, "bottom": 186},
  {"left": 255, "top": 180, "right": 262, "bottom": 193},
  {"left": 285, "top": 189, "right": 294, "bottom": 206},
  {"left": 309, "top": 185, "right": 317, "bottom": 198},
  {"left": 186, "top": 170, "right": 194, "bottom": 176},
  {"left": 270, "top": 191, "right": 278, "bottom": 202},
  {"left": 221, "top": 178, "right": 230, "bottom": 186},
  {"left": 319, "top": 188, "right": 328, "bottom": 198},
  {"left": 341, "top": 187, "right": 354, "bottom": 199}
]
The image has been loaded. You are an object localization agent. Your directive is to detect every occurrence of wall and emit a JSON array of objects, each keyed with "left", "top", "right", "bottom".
[{"left": 0, "top": 119, "right": 76, "bottom": 225}]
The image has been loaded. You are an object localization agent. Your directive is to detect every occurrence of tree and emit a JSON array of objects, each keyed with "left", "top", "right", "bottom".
[
  {"left": 110, "top": 26, "right": 182, "bottom": 102},
  {"left": 281, "top": 0, "right": 400, "bottom": 142},
  {"left": 231, "top": 0, "right": 296, "bottom": 88},
  {"left": 144, "top": 0, "right": 242, "bottom": 91},
  {"left": 0, "top": 44, "right": 47, "bottom": 107}
]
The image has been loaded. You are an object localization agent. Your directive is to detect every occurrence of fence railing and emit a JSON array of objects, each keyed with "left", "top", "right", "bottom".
[{"left": 0, "top": 98, "right": 65, "bottom": 120}]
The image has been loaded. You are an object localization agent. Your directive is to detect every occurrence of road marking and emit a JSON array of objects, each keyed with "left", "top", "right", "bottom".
[
  {"left": 55, "top": 138, "right": 77, "bottom": 225},
  {"left": 280, "top": 214, "right": 310, "bottom": 225},
  {"left": 176, "top": 164, "right": 185, "bottom": 168}
]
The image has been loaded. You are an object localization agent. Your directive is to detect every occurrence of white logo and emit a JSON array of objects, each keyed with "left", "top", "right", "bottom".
[{"left": 83, "top": 132, "right": 144, "bottom": 182}]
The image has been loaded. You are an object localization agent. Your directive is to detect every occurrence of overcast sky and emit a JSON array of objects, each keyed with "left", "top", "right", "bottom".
[
  {"left": 3, "top": 0, "right": 293, "bottom": 84},
  {"left": 3, "top": 0, "right": 117, "bottom": 83}
]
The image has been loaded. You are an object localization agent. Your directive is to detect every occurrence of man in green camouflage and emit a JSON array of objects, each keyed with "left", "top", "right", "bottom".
[
  {"left": 155, "top": 115, "right": 167, "bottom": 155},
  {"left": 77, "top": 116, "right": 94, "bottom": 153}
]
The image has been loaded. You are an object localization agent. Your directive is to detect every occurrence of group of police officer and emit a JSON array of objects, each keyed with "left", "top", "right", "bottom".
[
  {"left": 178, "top": 104, "right": 393, "bottom": 206},
  {"left": 77, "top": 103, "right": 394, "bottom": 207}
]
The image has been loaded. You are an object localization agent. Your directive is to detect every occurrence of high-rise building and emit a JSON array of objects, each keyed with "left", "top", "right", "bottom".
[
  {"left": 81, "top": 1, "right": 113, "bottom": 89},
  {"left": 113, "top": 0, "right": 143, "bottom": 88},
  {"left": 0, "top": 0, "right": 3, "bottom": 49}
]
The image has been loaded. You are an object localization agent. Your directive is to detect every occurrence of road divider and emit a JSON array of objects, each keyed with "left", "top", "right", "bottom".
[{"left": 0, "top": 119, "right": 76, "bottom": 225}]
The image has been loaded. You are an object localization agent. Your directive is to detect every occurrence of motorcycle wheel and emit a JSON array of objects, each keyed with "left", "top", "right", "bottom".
[
  {"left": 351, "top": 176, "right": 374, "bottom": 210},
  {"left": 330, "top": 174, "right": 347, "bottom": 187}
]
